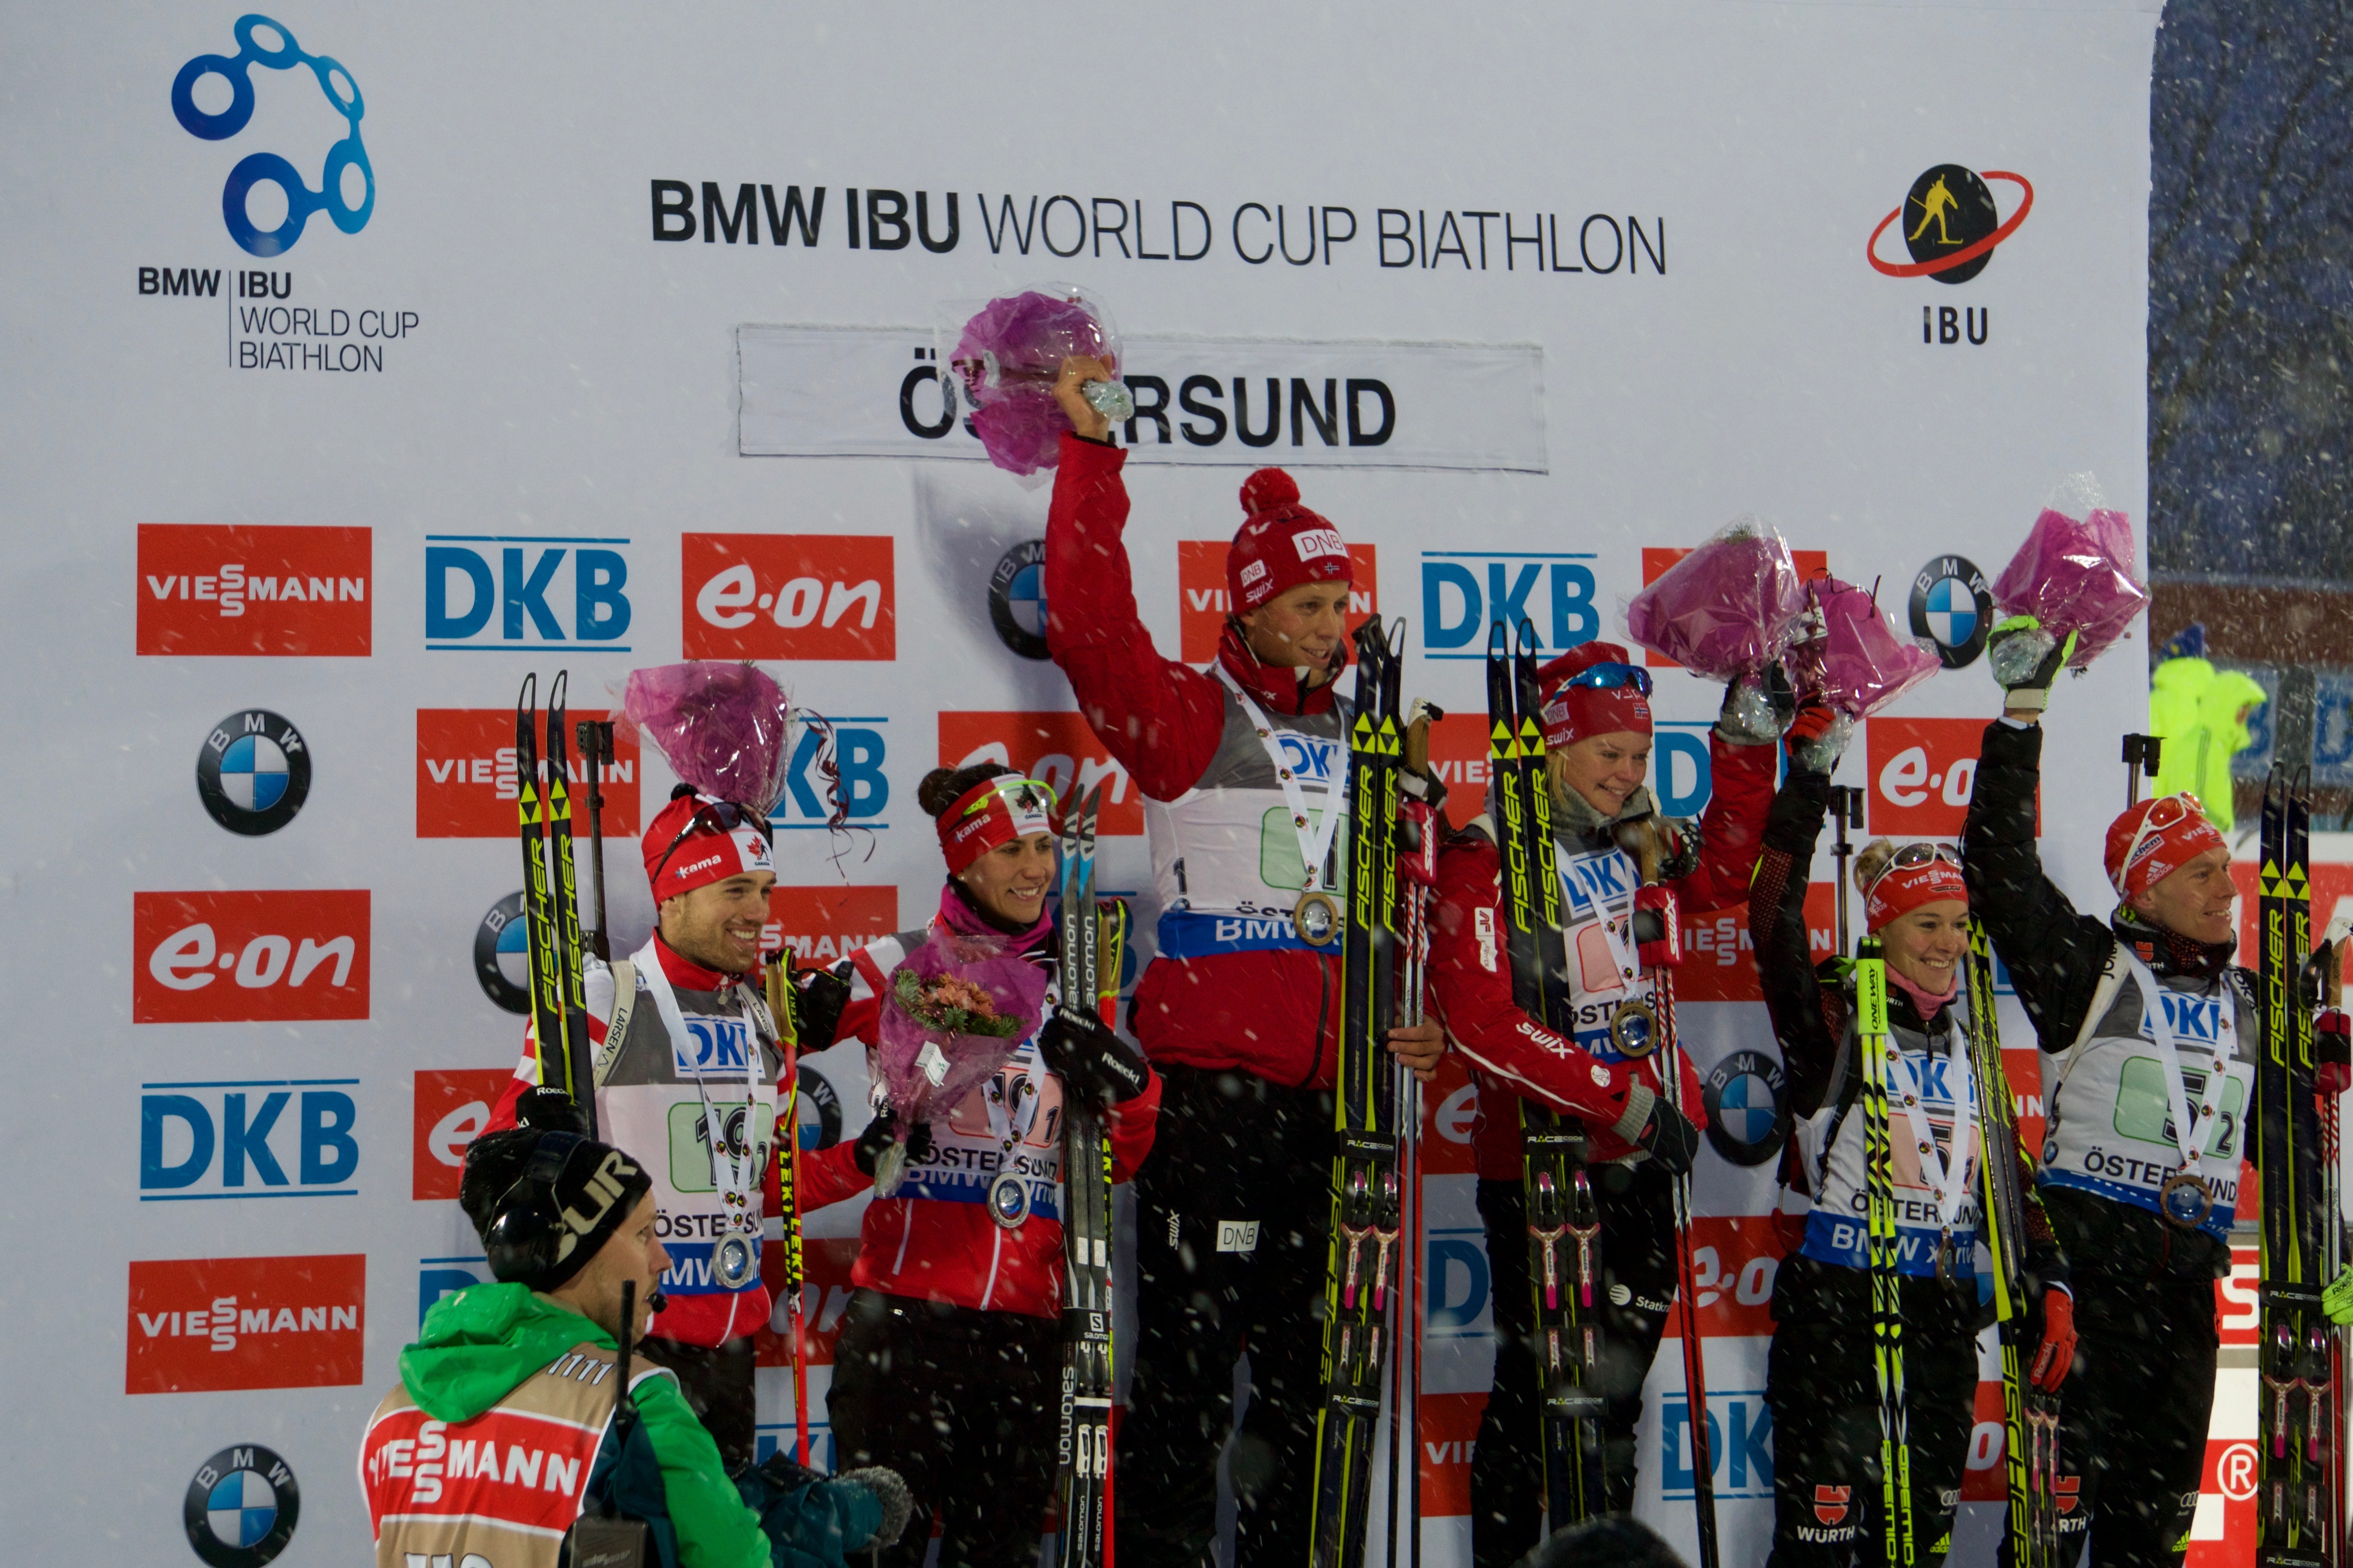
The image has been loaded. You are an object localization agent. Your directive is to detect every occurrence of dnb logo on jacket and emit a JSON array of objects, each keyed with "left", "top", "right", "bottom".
[
  {"left": 1704, "top": 1051, "right": 1788, "bottom": 1167},
  {"left": 184, "top": 1443, "right": 300, "bottom": 1568},
  {"left": 138, "top": 524, "right": 371, "bottom": 656},
  {"left": 1909, "top": 555, "right": 1993, "bottom": 669},
  {"left": 196, "top": 710, "right": 310, "bottom": 835}
]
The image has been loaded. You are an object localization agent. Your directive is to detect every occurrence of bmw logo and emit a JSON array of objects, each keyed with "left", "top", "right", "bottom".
[
  {"left": 196, "top": 710, "right": 310, "bottom": 836},
  {"left": 988, "top": 539, "right": 1049, "bottom": 660},
  {"left": 1702, "top": 1050, "right": 1788, "bottom": 1167},
  {"left": 473, "top": 890, "right": 531, "bottom": 1015},
  {"left": 183, "top": 1444, "right": 298, "bottom": 1568},
  {"left": 794, "top": 1060, "right": 845, "bottom": 1150},
  {"left": 1908, "top": 556, "right": 1993, "bottom": 670}
]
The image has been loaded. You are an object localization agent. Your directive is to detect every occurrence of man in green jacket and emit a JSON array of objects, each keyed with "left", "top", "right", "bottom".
[{"left": 362, "top": 1109, "right": 906, "bottom": 1568}]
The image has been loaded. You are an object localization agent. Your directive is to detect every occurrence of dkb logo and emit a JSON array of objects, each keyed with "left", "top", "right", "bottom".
[{"left": 172, "top": 15, "right": 373, "bottom": 257}]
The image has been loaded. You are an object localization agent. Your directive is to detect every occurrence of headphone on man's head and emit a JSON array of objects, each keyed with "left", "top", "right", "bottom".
[{"left": 484, "top": 1131, "right": 584, "bottom": 1286}]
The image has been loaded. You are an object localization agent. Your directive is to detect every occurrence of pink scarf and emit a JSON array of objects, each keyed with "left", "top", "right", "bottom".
[{"left": 1885, "top": 963, "right": 1957, "bottom": 1023}]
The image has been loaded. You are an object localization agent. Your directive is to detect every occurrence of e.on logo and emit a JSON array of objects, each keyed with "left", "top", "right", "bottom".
[
  {"left": 1176, "top": 540, "right": 1377, "bottom": 663},
  {"left": 135, "top": 890, "right": 370, "bottom": 1023},
  {"left": 126, "top": 1254, "right": 365, "bottom": 1394},
  {"left": 414, "top": 1068, "right": 513, "bottom": 1201},
  {"left": 1866, "top": 716, "right": 2033, "bottom": 837},
  {"left": 685, "top": 534, "right": 895, "bottom": 660},
  {"left": 415, "top": 708, "right": 639, "bottom": 839},
  {"left": 937, "top": 713, "right": 1140, "bottom": 836},
  {"left": 137, "top": 523, "right": 372, "bottom": 656}
]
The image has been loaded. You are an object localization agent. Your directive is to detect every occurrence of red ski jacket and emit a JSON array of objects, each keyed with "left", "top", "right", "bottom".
[
  {"left": 1428, "top": 733, "right": 1776, "bottom": 1178},
  {"left": 1046, "top": 431, "right": 1355, "bottom": 1088}
]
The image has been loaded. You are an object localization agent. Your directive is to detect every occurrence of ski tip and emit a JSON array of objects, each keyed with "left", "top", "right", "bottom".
[
  {"left": 549, "top": 668, "right": 569, "bottom": 710},
  {"left": 517, "top": 670, "right": 537, "bottom": 711}
]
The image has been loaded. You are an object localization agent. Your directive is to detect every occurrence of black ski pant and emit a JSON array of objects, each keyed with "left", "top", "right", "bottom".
[
  {"left": 1994, "top": 1271, "right": 2216, "bottom": 1568},
  {"left": 828, "top": 1290, "right": 1062, "bottom": 1568},
  {"left": 1116, "top": 1063, "right": 1338, "bottom": 1568},
  {"left": 1470, "top": 1164, "right": 1679, "bottom": 1568},
  {"left": 636, "top": 1333, "right": 757, "bottom": 1471},
  {"left": 1764, "top": 1254, "right": 1979, "bottom": 1568}
]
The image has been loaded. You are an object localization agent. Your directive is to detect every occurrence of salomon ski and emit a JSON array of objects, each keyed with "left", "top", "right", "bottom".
[{"left": 1057, "top": 782, "right": 1115, "bottom": 1568}]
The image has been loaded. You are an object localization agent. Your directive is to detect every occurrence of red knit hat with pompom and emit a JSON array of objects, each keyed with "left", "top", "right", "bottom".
[{"left": 1228, "top": 468, "right": 1353, "bottom": 612}]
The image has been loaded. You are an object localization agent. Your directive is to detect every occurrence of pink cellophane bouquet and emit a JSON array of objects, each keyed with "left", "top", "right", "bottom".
[
  {"left": 1788, "top": 574, "right": 1942, "bottom": 719},
  {"left": 943, "top": 286, "right": 1122, "bottom": 477},
  {"left": 873, "top": 924, "right": 1049, "bottom": 1140},
  {"left": 1989, "top": 474, "right": 2148, "bottom": 673},
  {"left": 620, "top": 662, "right": 793, "bottom": 813},
  {"left": 1624, "top": 517, "right": 1809, "bottom": 733}
]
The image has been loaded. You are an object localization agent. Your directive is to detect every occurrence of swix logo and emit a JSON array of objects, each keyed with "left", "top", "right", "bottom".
[
  {"left": 126, "top": 1254, "right": 364, "bottom": 1393},
  {"left": 1640, "top": 546, "right": 1828, "bottom": 668},
  {"left": 414, "top": 1068, "right": 512, "bottom": 1201},
  {"left": 1177, "top": 540, "right": 1376, "bottom": 662},
  {"left": 684, "top": 534, "right": 895, "bottom": 660},
  {"left": 674, "top": 1015, "right": 756, "bottom": 1079},
  {"left": 414, "top": 708, "right": 639, "bottom": 839},
  {"left": 1870, "top": 716, "right": 2035, "bottom": 837},
  {"left": 137, "top": 524, "right": 371, "bottom": 656},
  {"left": 135, "top": 890, "right": 370, "bottom": 1023},
  {"left": 1813, "top": 1484, "right": 1852, "bottom": 1526},
  {"left": 1419, "top": 551, "right": 1600, "bottom": 660},
  {"left": 774, "top": 717, "right": 891, "bottom": 829},
  {"left": 140, "top": 1078, "right": 360, "bottom": 1200},
  {"left": 424, "top": 535, "right": 631, "bottom": 651},
  {"left": 939, "top": 712, "right": 1140, "bottom": 836},
  {"left": 760, "top": 885, "right": 898, "bottom": 966}
]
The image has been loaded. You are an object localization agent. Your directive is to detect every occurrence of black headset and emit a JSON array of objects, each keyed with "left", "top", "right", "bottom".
[{"left": 483, "top": 1131, "right": 585, "bottom": 1287}]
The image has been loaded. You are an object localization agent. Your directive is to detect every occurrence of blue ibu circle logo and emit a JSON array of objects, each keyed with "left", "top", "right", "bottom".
[
  {"left": 474, "top": 890, "right": 531, "bottom": 1015},
  {"left": 183, "top": 1444, "right": 299, "bottom": 1568},
  {"left": 196, "top": 710, "right": 310, "bottom": 836},
  {"left": 1908, "top": 555, "right": 1993, "bottom": 670},
  {"left": 172, "top": 14, "right": 371, "bottom": 256},
  {"left": 989, "top": 540, "right": 1049, "bottom": 660},
  {"left": 1702, "top": 1050, "right": 1788, "bottom": 1168}
]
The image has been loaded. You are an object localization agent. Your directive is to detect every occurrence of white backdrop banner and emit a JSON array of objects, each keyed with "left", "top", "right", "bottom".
[{"left": 0, "top": 2, "right": 2174, "bottom": 1565}]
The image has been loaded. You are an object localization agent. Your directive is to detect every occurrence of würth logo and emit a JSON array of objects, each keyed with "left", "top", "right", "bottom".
[
  {"left": 137, "top": 524, "right": 371, "bottom": 656},
  {"left": 126, "top": 1254, "right": 365, "bottom": 1393},
  {"left": 685, "top": 534, "right": 895, "bottom": 660},
  {"left": 135, "top": 890, "right": 370, "bottom": 1023},
  {"left": 414, "top": 708, "right": 639, "bottom": 839}
]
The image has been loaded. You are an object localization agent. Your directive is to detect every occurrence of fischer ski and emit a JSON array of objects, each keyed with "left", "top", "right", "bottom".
[
  {"left": 1389, "top": 700, "right": 1442, "bottom": 1568},
  {"left": 1056, "top": 782, "right": 1115, "bottom": 1568},
  {"left": 1487, "top": 620, "right": 1606, "bottom": 1532},
  {"left": 766, "top": 948, "right": 811, "bottom": 1469},
  {"left": 1310, "top": 616, "right": 1407, "bottom": 1568},
  {"left": 515, "top": 673, "right": 594, "bottom": 1132}
]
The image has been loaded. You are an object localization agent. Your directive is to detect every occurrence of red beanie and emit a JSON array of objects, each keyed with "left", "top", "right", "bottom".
[
  {"left": 1865, "top": 853, "right": 1969, "bottom": 932},
  {"left": 642, "top": 791, "right": 774, "bottom": 904},
  {"left": 2105, "top": 793, "right": 2227, "bottom": 900},
  {"left": 1535, "top": 642, "right": 1654, "bottom": 748},
  {"left": 1228, "top": 469, "right": 1352, "bottom": 613}
]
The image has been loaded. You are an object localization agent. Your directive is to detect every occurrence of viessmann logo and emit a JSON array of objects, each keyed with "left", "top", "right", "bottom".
[
  {"left": 685, "top": 534, "right": 895, "bottom": 660},
  {"left": 135, "top": 890, "right": 370, "bottom": 1023},
  {"left": 1179, "top": 540, "right": 1377, "bottom": 663},
  {"left": 415, "top": 708, "right": 640, "bottom": 839},
  {"left": 128, "top": 1255, "right": 364, "bottom": 1395},
  {"left": 138, "top": 524, "right": 371, "bottom": 656}
]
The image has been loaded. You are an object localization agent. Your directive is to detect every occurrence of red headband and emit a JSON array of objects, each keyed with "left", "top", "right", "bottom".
[
  {"left": 938, "top": 776, "right": 1058, "bottom": 875},
  {"left": 642, "top": 792, "right": 774, "bottom": 904},
  {"left": 1865, "top": 854, "right": 1969, "bottom": 932},
  {"left": 2105, "top": 794, "right": 2228, "bottom": 900},
  {"left": 1536, "top": 642, "right": 1653, "bottom": 748},
  {"left": 1228, "top": 469, "right": 1352, "bottom": 612}
]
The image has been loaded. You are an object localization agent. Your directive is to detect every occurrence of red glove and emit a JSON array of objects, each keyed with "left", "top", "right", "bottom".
[
  {"left": 2029, "top": 1285, "right": 2077, "bottom": 1392},
  {"left": 1634, "top": 883, "right": 1682, "bottom": 967},
  {"left": 2319, "top": 1010, "right": 2351, "bottom": 1096},
  {"left": 1786, "top": 702, "right": 1839, "bottom": 749}
]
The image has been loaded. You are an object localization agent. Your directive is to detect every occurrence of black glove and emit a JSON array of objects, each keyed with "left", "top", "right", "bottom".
[
  {"left": 1638, "top": 1101, "right": 1701, "bottom": 1175},
  {"left": 1039, "top": 1006, "right": 1152, "bottom": 1105},
  {"left": 514, "top": 1086, "right": 586, "bottom": 1133},
  {"left": 852, "top": 1105, "right": 934, "bottom": 1175},
  {"left": 790, "top": 966, "right": 854, "bottom": 1051},
  {"left": 1986, "top": 616, "right": 2078, "bottom": 712}
]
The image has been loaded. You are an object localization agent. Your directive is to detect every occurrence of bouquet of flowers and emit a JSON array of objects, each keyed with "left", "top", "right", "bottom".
[
  {"left": 942, "top": 286, "right": 1131, "bottom": 477},
  {"left": 1624, "top": 516, "right": 1810, "bottom": 734},
  {"left": 1988, "top": 473, "right": 2148, "bottom": 680},
  {"left": 620, "top": 661, "right": 793, "bottom": 814},
  {"left": 868, "top": 925, "right": 1050, "bottom": 1193},
  {"left": 1786, "top": 573, "right": 1942, "bottom": 719}
]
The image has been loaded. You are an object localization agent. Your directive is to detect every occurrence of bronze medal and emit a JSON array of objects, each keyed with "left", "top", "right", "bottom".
[
  {"left": 2158, "top": 1169, "right": 2214, "bottom": 1230},
  {"left": 1609, "top": 999, "right": 1659, "bottom": 1058},
  {"left": 1294, "top": 890, "right": 1341, "bottom": 948}
]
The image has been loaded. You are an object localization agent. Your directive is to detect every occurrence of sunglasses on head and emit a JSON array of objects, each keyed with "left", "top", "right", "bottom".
[
  {"left": 1557, "top": 662, "right": 1653, "bottom": 697},
  {"left": 2117, "top": 793, "right": 2202, "bottom": 885},
  {"left": 651, "top": 800, "right": 773, "bottom": 885},
  {"left": 961, "top": 777, "right": 1061, "bottom": 823},
  {"left": 1863, "top": 841, "right": 1962, "bottom": 900}
]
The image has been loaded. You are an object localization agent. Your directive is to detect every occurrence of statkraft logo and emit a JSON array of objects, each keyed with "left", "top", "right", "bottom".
[
  {"left": 773, "top": 716, "right": 891, "bottom": 831},
  {"left": 414, "top": 1067, "right": 512, "bottom": 1201},
  {"left": 1420, "top": 551, "right": 1601, "bottom": 661},
  {"left": 172, "top": 14, "right": 371, "bottom": 257},
  {"left": 415, "top": 708, "right": 639, "bottom": 838},
  {"left": 685, "top": 534, "right": 895, "bottom": 660},
  {"left": 135, "top": 889, "right": 370, "bottom": 1023},
  {"left": 138, "top": 524, "right": 371, "bottom": 656},
  {"left": 761, "top": 885, "right": 899, "bottom": 966},
  {"left": 938, "top": 711, "right": 1139, "bottom": 836},
  {"left": 139, "top": 1078, "right": 361, "bottom": 1201},
  {"left": 128, "top": 1254, "right": 364, "bottom": 1395},
  {"left": 424, "top": 535, "right": 632, "bottom": 652},
  {"left": 1178, "top": 540, "right": 1378, "bottom": 663}
]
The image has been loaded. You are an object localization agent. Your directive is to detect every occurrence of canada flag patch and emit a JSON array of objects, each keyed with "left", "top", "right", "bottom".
[
  {"left": 1813, "top": 1484, "right": 1851, "bottom": 1526},
  {"left": 2054, "top": 1475, "right": 2081, "bottom": 1516}
]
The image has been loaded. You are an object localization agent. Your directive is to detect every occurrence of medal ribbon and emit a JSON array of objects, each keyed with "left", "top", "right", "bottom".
[
  {"left": 1212, "top": 665, "right": 1349, "bottom": 894},
  {"left": 1884, "top": 1001, "right": 1975, "bottom": 1239},
  {"left": 1563, "top": 849, "right": 1642, "bottom": 989},
  {"left": 2116, "top": 948, "right": 2228, "bottom": 1191},
  {"left": 638, "top": 940, "right": 764, "bottom": 1239}
]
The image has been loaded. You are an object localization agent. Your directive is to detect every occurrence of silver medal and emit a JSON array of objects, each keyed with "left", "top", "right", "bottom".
[
  {"left": 714, "top": 1230, "right": 758, "bottom": 1290},
  {"left": 988, "top": 1171, "right": 1032, "bottom": 1230}
]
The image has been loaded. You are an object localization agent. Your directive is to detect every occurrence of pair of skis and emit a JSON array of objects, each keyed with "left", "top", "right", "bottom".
[
  {"left": 515, "top": 672, "right": 612, "bottom": 1135},
  {"left": 1056, "top": 782, "right": 1118, "bottom": 1568},
  {"left": 765, "top": 949, "right": 812, "bottom": 1470},
  {"left": 2258, "top": 765, "right": 2340, "bottom": 1565},
  {"left": 1853, "top": 940, "right": 1913, "bottom": 1568}
]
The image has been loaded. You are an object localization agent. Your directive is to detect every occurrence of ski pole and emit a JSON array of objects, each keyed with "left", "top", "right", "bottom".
[
  {"left": 2121, "top": 734, "right": 2160, "bottom": 809},
  {"left": 576, "top": 717, "right": 615, "bottom": 964},
  {"left": 1829, "top": 787, "right": 1864, "bottom": 956}
]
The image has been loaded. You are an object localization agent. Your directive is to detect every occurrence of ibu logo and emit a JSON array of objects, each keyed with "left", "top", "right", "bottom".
[
  {"left": 172, "top": 14, "right": 371, "bottom": 258},
  {"left": 424, "top": 536, "right": 632, "bottom": 651},
  {"left": 140, "top": 1079, "right": 361, "bottom": 1200},
  {"left": 1418, "top": 552, "right": 1599, "bottom": 660}
]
